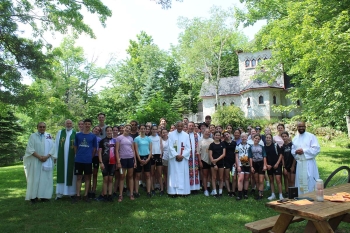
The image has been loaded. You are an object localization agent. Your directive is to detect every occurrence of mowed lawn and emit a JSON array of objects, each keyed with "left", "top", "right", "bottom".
[{"left": 0, "top": 147, "right": 349, "bottom": 233}]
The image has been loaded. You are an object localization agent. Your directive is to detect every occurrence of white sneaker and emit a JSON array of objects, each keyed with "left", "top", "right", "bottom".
[
  {"left": 267, "top": 194, "right": 276, "bottom": 200},
  {"left": 210, "top": 190, "right": 217, "bottom": 196},
  {"left": 204, "top": 190, "right": 209, "bottom": 196},
  {"left": 279, "top": 194, "right": 284, "bottom": 200}
]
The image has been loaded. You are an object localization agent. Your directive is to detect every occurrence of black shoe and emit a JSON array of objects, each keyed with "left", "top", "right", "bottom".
[
  {"left": 90, "top": 192, "right": 96, "bottom": 199},
  {"left": 147, "top": 192, "right": 152, "bottom": 198},
  {"left": 71, "top": 195, "right": 80, "bottom": 204},
  {"left": 251, "top": 189, "right": 256, "bottom": 195},
  {"left": 228, "top": 192, "right": 232, "bottom": 197},
  {"left": 95, "top": 195, "right": 106, "bottom": 202},
  {"left": 159, "top": 191, "right": 164, "bottom": 196},
  {"left": 107, "top": 195, "right": 113, "bottom": 202},
  {"left": 244, "top": 195, "right": 249, "bottom": 199},
  {"left": 123, "top": 187, "right": 127, "bottom": 193},
  {"left": 236, "top": 196, "right": 242, "bottom": 201},
  {"left": 151, "top": 190, "right": 155, "bottom": 196},
  {"left": 168, "top": 194, "right": 177, "bottom": 198},
  {"left": 40, "top": 198, "right": 50, "bottom": 202},
  {"left": 232, "top": 192, "right": 236, "bottom": 197},
  {"left": 83, "top": 196, "right": 91, "bottom": 203},
  {"left": 55, "top": 196, "right": 62, "bottom": 200},
  {"left": 133, "top": 192, "right": 140, "bottom": 198},
  {"left": 113, "top": 192, "right": 117, "bottom": 198},
  {"left": 30, "top": 198, "right": 37, "bottom": 204},
  {"left": 255, "top": 195, "right": 263, "bottom": 200}
]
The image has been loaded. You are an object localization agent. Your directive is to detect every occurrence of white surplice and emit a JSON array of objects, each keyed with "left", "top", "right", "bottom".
[
  {"left": 167, "top": 130, "right": 191, "bottom": 195},
  {"left": 291, "top": 132, "right": 320, "bottom": 194},
  {"left": 23, "top": 132, "right": 56, "bottom": 200},
  {"left": 55, "top": 129, "right": 77, "bottom": 197},
  {"left": 188, "top": 132, "right": 200, "bottom": 191}
]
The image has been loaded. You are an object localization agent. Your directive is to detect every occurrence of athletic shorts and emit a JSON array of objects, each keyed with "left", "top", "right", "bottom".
[
  {"left": 201, "top": 160, "right": 211, "bottom": 170},
  {"left": 101, "top": 163, "right": 116, "bottom": 177},
  {"left": 238, "top": 166, "right": 250, "bottom": 174},
  {"left": 151, "top": 154, "right": 162, "bottom": 166},
  {"left": 284, "top": 166, "right": 296, "bottom": 174},
  {"left": 211, "top": 161, "right": 224, "bottom": 169},
  {"left": 267, "top": 165, "right": 282, "bottom": 176},
  {"left": 75, "top": 162, "right": 92, "bottom": 175},
  {"left": 136, "top": 155, "right": 151, "bottom": 173},
  {"left": 92, "top": 156, "right": 99, "bottom": 169},
  {"left": 120, "top": 158, "right": 134, "bottom": 169},
  {"left": 252, "top": 160, "right": 265, "bottom": 175},
  {"left": 224, "top": 158, "right": 235, "bottom": 170}
]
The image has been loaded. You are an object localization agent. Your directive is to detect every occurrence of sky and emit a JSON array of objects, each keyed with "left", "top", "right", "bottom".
[{"left": 23, "top": 0, "right": 265, "bottom": 89}]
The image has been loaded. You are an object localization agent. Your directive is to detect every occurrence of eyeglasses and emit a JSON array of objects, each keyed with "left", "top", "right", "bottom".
[{"left": 247, "top": 128, "right": 252, "bottom": 130}]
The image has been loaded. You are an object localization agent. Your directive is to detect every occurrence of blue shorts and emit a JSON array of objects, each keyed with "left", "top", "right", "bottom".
[{"left": 120, "top": 158, "right": 134, "bottom": 169}]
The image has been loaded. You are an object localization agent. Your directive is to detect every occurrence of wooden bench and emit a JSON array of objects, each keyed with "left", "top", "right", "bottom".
[{"left": 245, "top": 215, "right": 304, "bottom": 233}]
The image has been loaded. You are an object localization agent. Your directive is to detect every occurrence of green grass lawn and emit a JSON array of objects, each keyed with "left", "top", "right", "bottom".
[{"left": 0, "top": 147, "right": 349, "bottom": 233}]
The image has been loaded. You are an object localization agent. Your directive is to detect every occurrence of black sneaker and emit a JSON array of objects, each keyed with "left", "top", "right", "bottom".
[
  {"left": 71, "top": 195, "right": 80, "bottom": 204},
  {"left": 83, "top": 196, "right": 91, "bottom": 203},
  {"left": 159, "top": 191, "right": 164, "bottom": 196},
  {"left": 151, "top": 190, "right": 155, "bottom": 196},
  {"left": 95, "top": 195, "right": 106, "bottom": 202},
  {"left": 133, "top": 192, "right": 140, "bottom": 198},
  {"left": 232, "top": 192, "right": 236, "bottom": 197},
  {"left": 30, "top": 198, "right": 37, "bottom": 204},
  {"left": 40, "top": 198, "right": 50, "bottom": 202},
  {"left": 244, "top": 195, "right": 249, "bottom": 199},
  {"left": 255, "top": 195, "right": 263, "bottom": 201},
  {"left": 228, "top": 192, "right": 232, "bottom": 197},
  {"left": 55, "top": 196, "right": 62, "bottom": 201},
  {"left": 236, "top": 196, "right": 242, "bottom": 201},
  {"left": 113, "top": 192, "right": 118, "bottom": 198},
  {"left": 107, "top": 195, "right": 113, "bottom": 202},
  {"left": 147, "top": 192, "right": 152, "bottom": 198},
  {"left": 251, "top": 189, "right": 256, "bottom": 195}
]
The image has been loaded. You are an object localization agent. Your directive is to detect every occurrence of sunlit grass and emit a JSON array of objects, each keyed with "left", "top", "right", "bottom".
[{"left": 0, "top": 147, "right": 349, "bottom": 233}]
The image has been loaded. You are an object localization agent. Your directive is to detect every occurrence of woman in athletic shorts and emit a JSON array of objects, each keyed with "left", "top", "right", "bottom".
[
  {"left": 265, "top": 134, "right": 283, "bottom": 200},
  {"left": 248, "top": 134, "right": 267, "bottom": 200},
  {"left": 223, "top": 130, "right": 237, "bottom": 197},
  {"left": 149, "top": 125, "right": 164, "bottom": 196},
  {"left": 198, "top": 128, "right": 214, "bottom": 196},
  {"left": 160, "top": 129, "right": 169, "bottom": 190},
  {"left": 209, "top": 131, "right": 226, "bottom": 197},
  {"left": 134, "top": 124, "right": 152, "bottom": 198},
  {"left": 115, "top": 124, "right": 136, "bottom": 202},
  {"left": 281, "top": 131, "right": 296, "bottom": 195},
  {"left": 112, "top": 126, "right": 120, "bottom": 197},
  {"left": 236, "top": 133, "right": 250, "bottom": 200}
]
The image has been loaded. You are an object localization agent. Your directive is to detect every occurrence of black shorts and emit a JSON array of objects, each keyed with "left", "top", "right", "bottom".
[
  {"left": 75, "top": 162, "right": 92, "bottom": 175},
  {"left": 120, "top": 158, "right": 134, "bottom": 169},
  {"left": 151, "top": 154, "right": 162, "bottom": 166},
  {"left": 267, "top": 165, "right": 282, "bottom": 176},
  {"left": 201, "top": 160, "right": 211, "bottom": 170},
  {"left": 211, "top": 161, "right": 224, "bottom": 169},
  {"left": 224, "top": 158, "right": 235, "bottom": 170},
  {"left": 284, "top": 166, "right": 296, "bottom": 174},
  {"left": 252, "top": 161, "right": 265, "bottom": 175},
  {"left": 136, "top": 155, "right": 151, "bottom": 173},
  {"left": 239, "top": 166, "right": 250, "bottom": 174},
  {"left": 101, "top": 163, "right": 116, "bottom": 177},
  {"left": 92, "top": 156, "right": 99, "bottom": 169}
]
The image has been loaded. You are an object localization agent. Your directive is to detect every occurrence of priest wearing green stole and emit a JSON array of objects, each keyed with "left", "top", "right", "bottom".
[{"left": 55, "top": 119, "right": 77, "bottom": 199}]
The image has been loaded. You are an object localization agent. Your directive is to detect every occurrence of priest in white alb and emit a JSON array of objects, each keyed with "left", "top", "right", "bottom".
[
  {"left": 24, "top": 122, "right": 56, "bottom": 203},
  {"left": 291, "top": 121, "right": 320, "bottom": 194},
  {"left": 167, "top": 121, "right": 191, "bottom": 196},
  {"left": 187, "top": 122, "right": 200, "bottom": 192},
  {"left": 55, "top": 119, "right": 77, "bottom": 199}
]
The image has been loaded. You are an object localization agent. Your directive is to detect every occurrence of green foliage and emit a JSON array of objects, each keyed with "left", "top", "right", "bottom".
[
  {"left": 0, "top": 111, "right": 25, "bottom": 165},
  {"left": 237, "top": 0, "right": 350, "bottom": 132},
  {"left": 0, "top": 0, "right": 111, "bottom": 106},
  {"left": 135, "top": 93, "right": 180, "bottom": 126},
  {"left": 212, "top": 105, "right": 247, "bottom": 128}
]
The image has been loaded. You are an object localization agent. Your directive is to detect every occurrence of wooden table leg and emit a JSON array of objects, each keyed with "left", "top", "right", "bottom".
[
  {"left": 270, "top": 213, "right": 294, "bottom": 233},
  {"left": 304, "top": 221, "right": 317, "bottom": 233},
  {"left": 313, "top": 221, "right": 334, "bottom": 233},
  {"left": 328, "top": 214, "right": 345, "bottom": 230}
]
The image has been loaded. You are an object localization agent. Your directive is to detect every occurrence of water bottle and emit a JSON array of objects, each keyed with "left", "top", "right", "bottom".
[
  {"left": 315, "top": 179, "right": 324, "bottom": 202},
  {"left": 232, "top": 165, "right": 236, "bottom": 175}
]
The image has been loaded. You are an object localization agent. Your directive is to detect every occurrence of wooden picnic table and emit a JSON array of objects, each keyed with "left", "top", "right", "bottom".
[{"left": 265, "top": 183, "right": 350, "bottom": 233}]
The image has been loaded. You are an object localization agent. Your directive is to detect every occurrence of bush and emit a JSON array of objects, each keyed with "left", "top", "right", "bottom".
[{"left": 212, "top": 106, "right": 247, "bottom": 128}]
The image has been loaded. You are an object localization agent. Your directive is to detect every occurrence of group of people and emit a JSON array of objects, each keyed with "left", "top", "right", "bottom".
[{"left": 23, "top": 113, "right": 321, "bottom": 204}]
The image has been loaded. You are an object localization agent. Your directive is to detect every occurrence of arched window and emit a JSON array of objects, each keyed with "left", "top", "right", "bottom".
[
  {"left": 230, "top": 101, "right": 234, "bottom": 106},
  {"left": 251, "top": 59, "right": 256, "bottom": 67},
  {"left": 222, "top": 102, "right": 226, "bottom": 106},
  {"left": 296, "top": 100, "right": 301, "bottom": 106},
  {"left": 259, "top": 95, "right": 264, "bottom": 104},
  {"left": 245, "top": 60, "right": 250, "bottom": 67},
  {"left": 257, "top": 58, "right": 262, "bottom": 64},
  {"left": 247, "top": 98, "right": 251, "bottom": 106},
  {"left": 264, "top": 57, "right": 268, "bottom": 60},
  {"left": 273, "top": 95, "right": 277, "bottom": 104}
]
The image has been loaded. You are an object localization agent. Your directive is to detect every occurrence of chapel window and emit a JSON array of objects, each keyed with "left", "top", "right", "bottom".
[
  {"left": 230, "top": 101, "right": 234, "bottom": 106},
  {"left": 259, "top": 95, "right": 264, "bottom": 104},
  {"left": 247, "top": 98, "right": 251, "bottom": 106},
  {"left": 251, "top": 59, "right": 256, "bottom": 67},
  {"left": 273, "top": 95, "right": 277, "bottom": 104},
  {"left": 245, "top": 60, "right": 250, "bottom": 67}
]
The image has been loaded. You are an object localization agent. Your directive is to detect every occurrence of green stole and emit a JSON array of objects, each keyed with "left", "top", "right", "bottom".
[{"left": 57, "top": 129, "right": 76, "bottom": 186}]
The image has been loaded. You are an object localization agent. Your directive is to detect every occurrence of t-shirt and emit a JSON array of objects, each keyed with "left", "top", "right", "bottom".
[
  {"left": 130, "top": 132, "right": 139, "bottom": 140},
  {"left": 265, "top": 143, "right": 280, "bottom": 165},
  {"left": 281, "top": 142, "right": 295, "bottom": 168},
  {"left": 209, "top": 142, "right": 226, "bottom": 162},
  {"left": 149, "top": 135, "right": 161, "bottom": 154},
  {"left": 248, "top": 144, "right": 266, "bottom": 162},
  {"left": 116, "top": 135, "right": 134, "bottom": 159},
  {"left": 236, "top": 143, "right": 250, "bottom": 166},
  {"left": 74, "top": 132, "right": 97, "bottom": 163},
  {"left": 134, "top": 135, "right": 151, "bottom": 156},
  {"left": 198, "top": 137, "right": 214, "bottom": 164},
  {"left": 223, "top": 140, "right": 237, "bottom": 162},
  {"left": 99, "top": 137, "right": 116, "bottom": 164},
  {"left": 94, "top": 136, "right": 101, "bottom": 157}
]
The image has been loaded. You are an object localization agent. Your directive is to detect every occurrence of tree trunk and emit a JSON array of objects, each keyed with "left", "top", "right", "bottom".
[{"left": 346, "top": 115, "right": 350, "bottom": 138}]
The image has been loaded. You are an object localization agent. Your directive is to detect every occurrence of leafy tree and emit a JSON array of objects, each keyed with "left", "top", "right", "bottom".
[
  {"left": 151, "top": 0, "right": 183, "bottom": 9},
  {"left": 236, "top": 0, "right": 350, "bottom": 135},
  {"left": 176, "top": 6, "right": 248, "bottom": 109},
  {"left": 212, "top": 105, "right": 247, "bottom": 128},
  {"left": 171, "top": 88, "right": 188, "bottom": 115},
  {"left": 0, "top": 0, "right": 111, "bottom": 106},
  {"left": 0, "top": 111, "right": 25, "bottom": 165}
]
